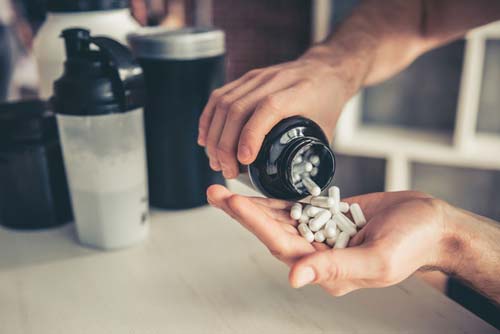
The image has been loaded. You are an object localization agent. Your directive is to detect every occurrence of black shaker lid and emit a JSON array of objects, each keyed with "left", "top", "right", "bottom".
[
  {"left": 52, "top": 28, "right": 145, "bottom": 116},
  {"left": 0, "top": 100, "right": 57, "bottom": 143},
  {"left": 128, "top": 27, "right": 225, "bottom": 60},
  {"left": 47, "top": 0, "right": 130, "bottom": 12}
]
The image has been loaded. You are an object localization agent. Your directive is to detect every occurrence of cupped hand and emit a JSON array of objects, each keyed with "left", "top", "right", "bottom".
[
  {"left": 198, "top": 50, "right": 354, "bottom": 179},
  {"left": 207, "top": 185, "right": 447, "bottom": 296}
]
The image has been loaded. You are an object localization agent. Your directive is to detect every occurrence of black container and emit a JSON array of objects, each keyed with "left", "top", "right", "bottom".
[
  {"left": 128, "top": 27, "right": 225, "bottom": 209},
  {"left": 0, "top": 100, "right": 72, "bottom": 230},
  {"left": 246, "top": 116, "right": 336, "bottom": 201}
]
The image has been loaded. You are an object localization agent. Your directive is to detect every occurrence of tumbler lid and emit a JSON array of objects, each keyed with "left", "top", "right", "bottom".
[
  {"left": 0, "top": 100, "right": 57, "bottom": 144},
  {"left": 127, "top": 27, "right": 225, "bottom": 60},
  {"left": 47, "top": 0, "right": 130, "bottom": 12}
]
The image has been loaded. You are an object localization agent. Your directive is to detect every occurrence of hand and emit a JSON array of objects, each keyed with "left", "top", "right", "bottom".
[
  {"left": 198, "top": 48, "right": 356, "bottom": 179},
  {"left": 207, "top": 185, "right": 448, "bottom": 296}
]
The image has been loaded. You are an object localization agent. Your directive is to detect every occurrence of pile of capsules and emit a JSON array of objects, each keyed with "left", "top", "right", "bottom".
[
  {"left": 291, "top": 154, "right": 322, "bottom": 196},
  {"left": 290, "top": 186, "right": 367, "bottom": 248}
]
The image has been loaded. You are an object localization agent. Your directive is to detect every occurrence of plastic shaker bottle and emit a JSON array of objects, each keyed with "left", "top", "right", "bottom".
[{"left": 52, "top": 28, "right": 149, "bottom": 250}]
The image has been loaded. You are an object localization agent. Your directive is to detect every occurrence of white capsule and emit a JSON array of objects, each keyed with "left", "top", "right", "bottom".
[
  {"left": 328, "top": 186, "right": 340, "bottom": 212},
  {"left": 309, "top": 210, "right": 332, "bottom": 232},
  {"left": 298, "top": 212, "right": 310, "bottom": 224},
  {"left": 309, "top": 155, "right": 320, "bottom": 166},
  {"left": 310, "top": 196, "right": 335, "bottom": 208},
  {"left": 292, "top": 155, "right": 303, "bottom": 165},
  {"left": 314, "top": 230, "right": 326, "bottom": 242},
  {"left": 292, "top": 173, "right": 301, "bottom": 183},
  {"left": 323, "top": 220, "right": 337, "bottom": 238},
  {"left": 298, "top": 223, "right": 314, "bottom": 243},
  {"left": 339, "top": 201, "right": 350, "bottom": 213},
  {"left": 334, "top": 231, "right": 350, "bottom": 249},
  {"left": 302, "top": 175, "right": 321, "bottom": 196},
  {"left": 350, "top": 203, "right": 367, "bottom": 228},
  {"left": 332, "top": 213, "right": 357, "bottom": 237},
  {"left": 290, "top": 203, "right": 303, "bottom": 220},
  {"left": 326, "top": 237, "right": 337, "bottom": 247},
  {"left": 304, "top": 205, "right": 325, "bottom": 217},
  {"left": 293, "top": 161, "right": 313, "bottom": 174},
  {"left": 310, "top": 167, "right": 318, "bottom": 177}
]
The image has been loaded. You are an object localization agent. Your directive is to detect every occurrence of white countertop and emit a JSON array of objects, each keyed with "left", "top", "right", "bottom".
[{"left": 0, "top": 182, "right": 496, "bottom": 334}]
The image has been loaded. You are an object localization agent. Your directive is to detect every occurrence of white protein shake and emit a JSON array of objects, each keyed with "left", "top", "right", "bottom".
[{"left": 57, "top": 109, "right": 149, "bottom": 249}]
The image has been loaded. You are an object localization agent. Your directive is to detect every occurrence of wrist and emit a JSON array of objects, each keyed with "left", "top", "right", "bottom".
[
  {"left": 300, "top": 45, "right": 365, "bottom": 104},
  {"left": 436, "top": 200, "right": 468, "bottom": 275}
]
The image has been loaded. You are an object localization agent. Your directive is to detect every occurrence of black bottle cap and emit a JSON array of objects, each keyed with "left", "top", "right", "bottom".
[
  {"left": 47, "top": 0, "right": 130, "bottom": 12},
  {"left": 0, "top": 100, "right": 57, "bottom": 144},
  {"left": 52, "top": 28, "right": 145, "bottom": 116}
]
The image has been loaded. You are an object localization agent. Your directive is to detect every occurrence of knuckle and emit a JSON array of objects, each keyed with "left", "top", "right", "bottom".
[
  {"left": 246, "top": 68, "right": 263, "bottom": 78},
  {"left": 216, "top": 144, "right": 234, "bottom": 159},
  {"left": 218, "top": 96, "right": 233, "bottom": 110},
  {"left": 210, "top": 88, "right": 223, "bottom": 100},
  {"left": 324, "top": 262, "right": 342, "bottom": 282},
  {"left": 261, "top": 95, "right": 281, "bottom": 114},
  {"left": 227, "top": 101, "right": 246, "bottom": 118},
  {"left": 297, "top": 79, "right": 314, "bottom": 90},
  {"left": 274, "top": 69, "right": 297, "bottom": 81},
  {"left": 206, "top": 133, "right": 218, "bottom": 146}
]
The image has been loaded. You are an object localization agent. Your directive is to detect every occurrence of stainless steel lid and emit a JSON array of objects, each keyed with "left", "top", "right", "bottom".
[{"left": 127, "top": 27, "right": 225, "bottom": 60}]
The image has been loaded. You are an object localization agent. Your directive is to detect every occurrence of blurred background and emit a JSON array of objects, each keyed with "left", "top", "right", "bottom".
[{"left": 1, "top": 0, "right": 499, "bottom": 326}]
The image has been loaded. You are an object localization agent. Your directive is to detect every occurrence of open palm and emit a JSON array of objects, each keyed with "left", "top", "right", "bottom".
[{"left": 207, "top": 184, "right": 446, "bottom": 296}]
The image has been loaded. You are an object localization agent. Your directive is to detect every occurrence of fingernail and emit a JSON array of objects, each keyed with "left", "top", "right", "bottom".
[
  {"left": 210, "top": 160, "right": 221, "bottom": 171},
  {"left": 238, "top": 145, "right": 251, "bottom": 162},
  {"left": 293, "top": 266, "right": 316, "bottom": 288}
]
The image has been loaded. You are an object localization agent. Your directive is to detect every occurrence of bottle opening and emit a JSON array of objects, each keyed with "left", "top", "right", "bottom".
[{"left": 285, "top": 140, "right": 335, "bottom": 197}]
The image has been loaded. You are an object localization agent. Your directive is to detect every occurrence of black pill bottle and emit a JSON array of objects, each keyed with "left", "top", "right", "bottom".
[{"left": 243, "top": 116, "right": 336, "bottom": 201}]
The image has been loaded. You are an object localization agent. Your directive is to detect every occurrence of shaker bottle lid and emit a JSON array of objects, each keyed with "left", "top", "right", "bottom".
[
  {"left": 47, "top": 0, "right": 130, "bottom": 12},
  {"left": 127, "top": 27, "right": 225, "bottom": 60},
  {"left": 53, "top": 28, "right": 145, "bottom": 116},
  {"left": 0, "top": 100, "right": 57, "bottom": 143}
]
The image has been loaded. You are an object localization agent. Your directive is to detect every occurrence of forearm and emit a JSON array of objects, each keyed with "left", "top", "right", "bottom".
[
  {"left": 302, "top": 0, "right": 500, "bottom": 98},
  {"left": 440, "top": 202, "right": 500, "bottom": 304}
]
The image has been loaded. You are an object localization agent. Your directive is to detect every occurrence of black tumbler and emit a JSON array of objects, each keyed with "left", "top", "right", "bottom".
[
  {"left": 128, "top": 27, "right": 225, "bottom": 209},
  {"left": 0, "top": 100, "right": 72, "bottom": 229}
]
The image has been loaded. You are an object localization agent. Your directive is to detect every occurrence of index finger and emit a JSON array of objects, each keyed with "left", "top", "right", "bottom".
[
  {"left": 237, "top": 82, "right": 307, "bottom": 164},
  {"left": 198, "top": 70, "right": 262, "bottom": 146}
]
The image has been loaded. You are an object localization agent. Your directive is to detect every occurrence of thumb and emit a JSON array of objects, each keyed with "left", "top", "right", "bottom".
[{"left": 288, "top": 246, "right": 380, "bottom": 288}]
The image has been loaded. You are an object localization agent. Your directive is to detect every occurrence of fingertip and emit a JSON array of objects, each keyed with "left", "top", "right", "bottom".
[
  {"left": 289, "top": 265, "right": 316, "bottom": 288},
  {"left": 237, "top": 144, "right": 254, "bottom": 164},
  {"left": 206, "top": 184, "right": 232, "bottom": 205},
  {"left": 209, "top": 159, "right": 222, "bottom": 171}
]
